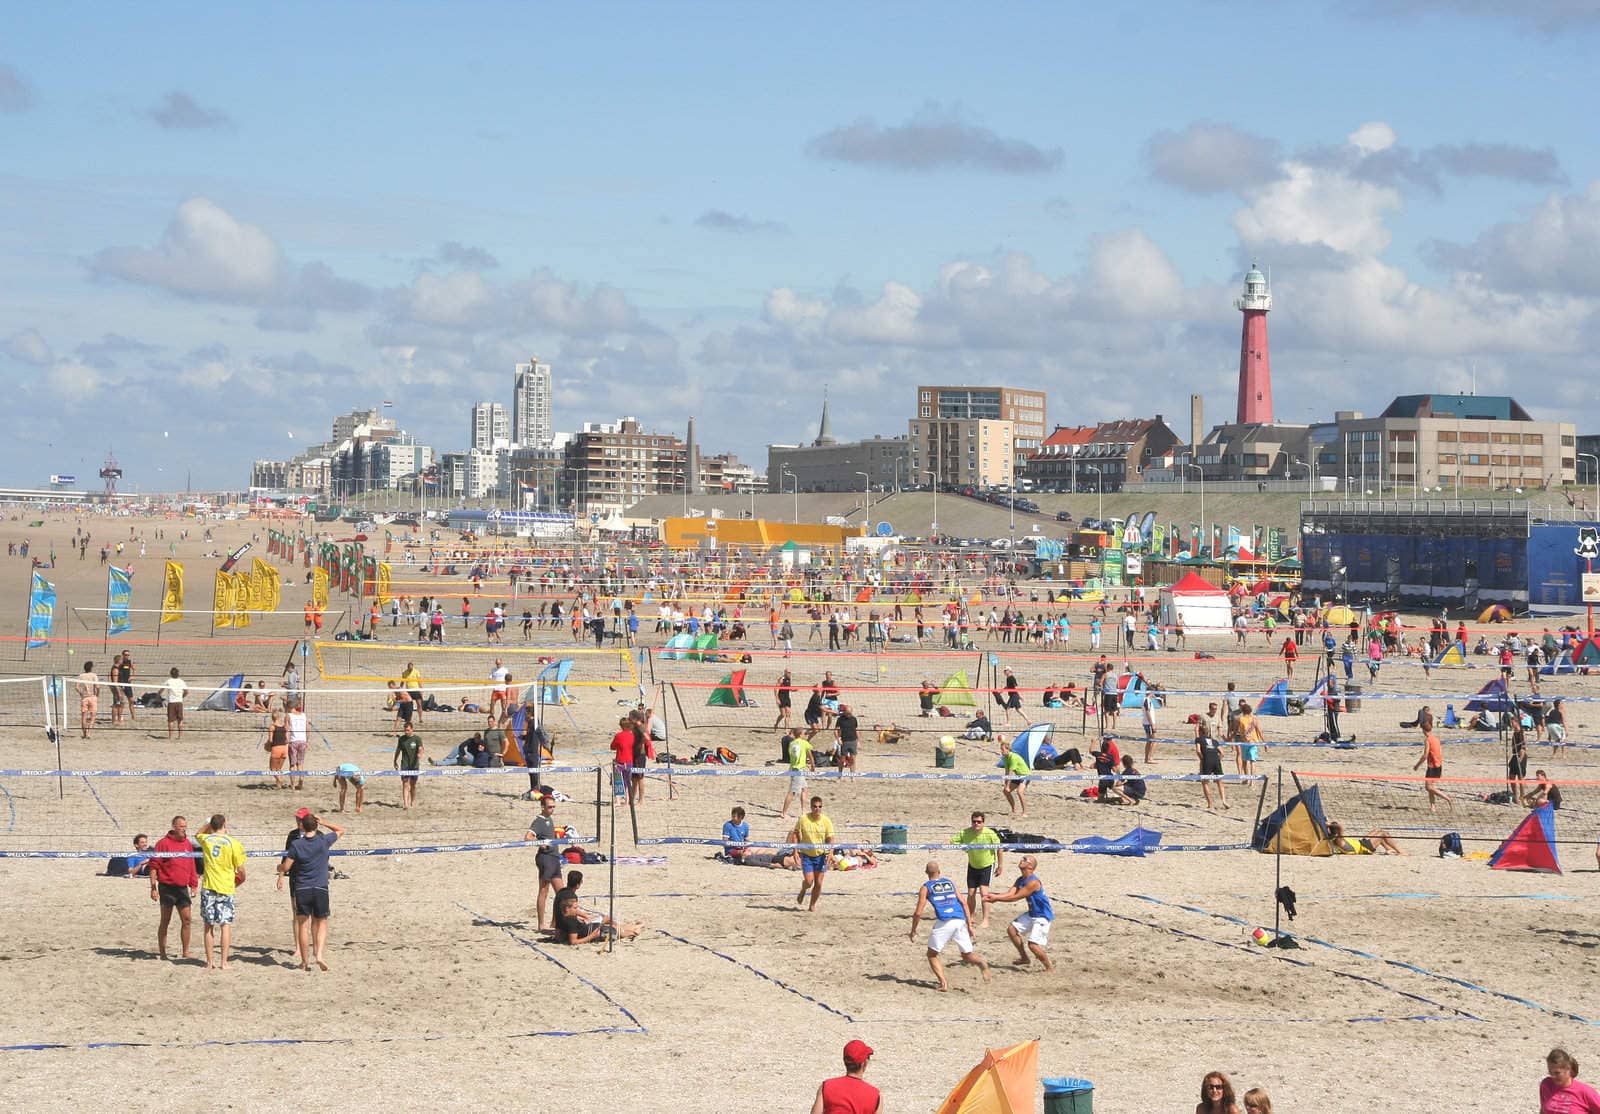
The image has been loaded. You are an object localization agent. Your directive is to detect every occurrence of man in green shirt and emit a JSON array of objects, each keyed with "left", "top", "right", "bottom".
[
  {"left": 1000, "top": 736, "right": 1030, "bottom": 818},
  {"left": 394, "top": 730, "right": 424, "bottom": 809},
  {"left": 779, "top": 732, "right": 815, "bottom": 820},
  {"left": 955, "top": 810, "right": 1003, "bottom": 927}
]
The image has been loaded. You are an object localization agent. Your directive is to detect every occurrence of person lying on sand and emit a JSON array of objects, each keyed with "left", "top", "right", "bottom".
[{"left": 1326, "top": 821, "right": 1405, "bottom": 855}]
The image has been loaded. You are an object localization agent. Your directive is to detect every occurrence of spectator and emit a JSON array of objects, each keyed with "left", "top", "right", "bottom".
[
  {"left": 1540, "top": 1048, "right": 1600, "bottom": 1113},
  {"left": 1197, "top": 1071, "right": 1242, "bottom": 1114},
  {"left": 809, "top": 1040, "right": 881, "bottom": 1114}
]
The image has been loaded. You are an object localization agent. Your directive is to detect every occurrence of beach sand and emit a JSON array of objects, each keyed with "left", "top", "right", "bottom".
[{"left": 1, "top": 511, "right": 1595, "bottom": 1111}]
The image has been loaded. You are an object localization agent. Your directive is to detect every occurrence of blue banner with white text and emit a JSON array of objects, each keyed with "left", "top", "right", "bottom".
[
  {"left": 28, "top": 571, "right": 56, "bottom": 648},
  {"left": 108, "top": 566, "right": 133, "bottom": 635}
]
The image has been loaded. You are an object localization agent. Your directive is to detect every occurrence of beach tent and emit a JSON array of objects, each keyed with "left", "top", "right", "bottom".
[
  {"left": 1489, "top": 804, "right": 1561, "bottom": 874},
  {"left": 903, "top": 590, "right": 923, "bottom": 604},
  {"left": 1465, "top": 678, "right": 1514, "bottom": 714},
  {"left": 1257, "top": 679, "right": 1291, "bottom": 717},
  {"left": 198, "top": 673, "right": 246, "bottom": 712},
  {"left": 1252, "top": 785, "right": 1332, "bottom": 855},
  {"left": 1007, "top": 722, "right": 1054, "bottom": 768},
  {"left": 707, "top": 670, "right": 747, "bottom": 707},
  {"left": 1575, "top": 638, "right": 1600, "bottom": 667},
  {"left": 1478, "top": 602, "right": 1513, "bottom": 623},
  {"left": 1116, "top": 671, "right": 1151, "bottom": 710},
  {"left": 690, "top": 633, "right": 719, "bottom": 661},
  {"left": 1432, "top": 640, "right": 1467, "bottom": 667},
  {"left": 931, "top": 669, "right": 977, "bottom": 707},
  {"left": 936, "top": 1039, "right": 1039, "bottom": 1114},
  {"left": 1159, "top": 572, "right": 1232, "bottom": 632},
  {"left": 1323, "top": 604, "right": 1357, "bottom": 628},
  {"left": 1540, "top": 650, "right": 1576, "bottom": 676},
  {"left": 661, "top": 633, "right": 695, "bottom": 660},
  {"left": 854, "top": 587, "right": 873, "bottom": 603},
  {"left": 1071, "top": 826, "right": 1164, "bottom": 856},
  {"left": 786, "top": 587, "right": 805, "bottom": 602},
  {"left": 536, "top": 659, "right": 574, "bottom": 705}
]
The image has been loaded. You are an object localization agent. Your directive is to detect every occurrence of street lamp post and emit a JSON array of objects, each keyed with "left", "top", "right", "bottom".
[
  {"left": 1290, "top": 456, "right": 1312, "bottom": 496},
  {"left": 782, "top": 467, "right": 798, "bottom": 524},
  {"left": 923, "top": 469, "right": 939, "bottom": 543},
  {"left": 1579, "top": 454, "right": 1600, "bottom": 517},
  {"left": 855, "top": 471, "right": 870, "bottom": 528},
  {"left": 1084, "top": 465, "right": 1103, "bottom": 523},
  {"left": 1181, "top": 463, "right": 1204, "bottom": 552}
]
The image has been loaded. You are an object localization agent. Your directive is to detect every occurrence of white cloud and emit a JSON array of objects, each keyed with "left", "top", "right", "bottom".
[
  {"left": 5, "top": 328, "right": 52, "bottom": 366},
  {"left": 1233, "top": 162, "right": 1403, "bottom": 256},
  {"left": 1146, "top": 121, "right": 1283, "bottom": 194},
  {"left": 1425, "top": 181, "right": 1600, "bottom": 295},
  {"left": 1348, "top": 121, "right": 1398, "bottom": 154}
]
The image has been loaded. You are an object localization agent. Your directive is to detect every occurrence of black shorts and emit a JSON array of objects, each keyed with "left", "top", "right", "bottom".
[
  {"left": 1425, "top": 765, "right": 1443, "bottom": 780},
  {"left": 1199, "top": 752, "right": 1224, "bottom": 776},
  {"left": 966, "top": 864, "right": 993, "bottom": 889},
  {"left": 158, "top": 882, "right": 191, "bottom": 908},
  {"left": 1101, "top": 693, "right": 1118, "bottom": 714},
  {"left": 293, "top": 888, "right": 331, "bottom": 918},
  {"left": 398, "top": 704, "right": 414, "bottom": 723},
  {"left": 536, "top": 850, "right": 562, "bottom": 883}
]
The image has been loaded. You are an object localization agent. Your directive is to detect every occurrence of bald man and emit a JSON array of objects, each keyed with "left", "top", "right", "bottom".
[{"left": 909, "top": 861, "right": 990, "bottom": 992}]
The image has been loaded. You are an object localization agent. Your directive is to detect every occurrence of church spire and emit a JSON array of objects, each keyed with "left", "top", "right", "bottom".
[{"left": 814, "top": 387, "right": 837, "bottom": 447}]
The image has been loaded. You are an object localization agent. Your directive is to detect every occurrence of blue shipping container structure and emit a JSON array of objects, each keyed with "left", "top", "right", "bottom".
[{"left": 1299, "top": 500, "right": 1599, "bottom": 613}]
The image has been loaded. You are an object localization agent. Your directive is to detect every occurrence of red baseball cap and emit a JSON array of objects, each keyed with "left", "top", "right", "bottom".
[
  {"left": 843, "top": 1039, "right": 873, "bottom": 1064},
  {"left": 294, "top": 808, "right": 311, "bottom": 819}
]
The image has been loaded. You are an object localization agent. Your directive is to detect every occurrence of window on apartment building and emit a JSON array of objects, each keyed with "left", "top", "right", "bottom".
[
  {"left": 1437, "top": 431, "right": 1457, "bottom": 443},
  {"left": 1460, "top": 431, "right": 1488, "bottom": 443},
  {"left": 1438, "top": 453, "right": 1457, "bottom": 465},
  {"left": 1523, "top": 434, "right": 1543, "bottom": 445},
  {"left": 1492, "top": 432, "right": 1518, "bottom": 445},
  {"left": 1563, "top": 435, "right": 1576, "bottom": 447}
]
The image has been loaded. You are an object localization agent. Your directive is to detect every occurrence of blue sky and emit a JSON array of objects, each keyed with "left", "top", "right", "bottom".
[{"left": 4, "top": 1, "right": 1599, "bottom": 489}]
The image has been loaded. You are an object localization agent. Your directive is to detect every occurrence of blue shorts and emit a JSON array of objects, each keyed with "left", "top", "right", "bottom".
[{"left": 800, "top": 853, "right": 828, "bottom": 875}]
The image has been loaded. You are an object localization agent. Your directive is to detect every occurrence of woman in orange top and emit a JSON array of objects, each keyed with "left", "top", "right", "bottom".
[{"left": 1413, "top": 730, "right": 1454, "bottom": 813}]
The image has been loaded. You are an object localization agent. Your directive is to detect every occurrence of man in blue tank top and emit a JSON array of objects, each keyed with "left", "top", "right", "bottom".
[
  {"left": 908, "top": 861, "right": 990, "bottom": 992},
  {"left": 984, "top": 855, "right": 1056, "bottom": 971}
]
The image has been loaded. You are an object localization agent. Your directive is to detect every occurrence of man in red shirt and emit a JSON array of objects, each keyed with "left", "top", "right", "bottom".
[
  {"left": 150, "top": 815, "right": 200, "bottom": 960},
  {"left": 810, "top": 1039, "right": 881, "bottom": 1114}
]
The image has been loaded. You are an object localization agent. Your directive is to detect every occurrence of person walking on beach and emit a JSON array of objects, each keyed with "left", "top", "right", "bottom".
[
  {"left": 910, "top": 861, "right": 991, "bottom": 992},
  {"left": 809, "top": 1040, "right": 881, "bottom": 1114},
  {"left": 394, "top": 727, "right": 423, "bottom": 808},
  {"left": 792, "top": 796, "right": 835, "bottom": 912},
  {"left": 984, "top": 855, "right": 1055, "bottom": 971},
  {"left": 956, "top": 810, "right": 1002, "bottom": 927},
  {"left": 286, "top": 700, "right": 309, "bottom": 790},
  {"left": 151, "top": 815, "right": 199, "bottom": 960},
  {"left": 161, "top": 667, "right": 187, "bottom": 740},
  {"left": 277, "top": 810, "right": 344, "bottom": 971},
  {"left": 527, "top": 793, "right": 563, "bottom": 930},
  {"left": 1414, "top": 727, "right": 1454, "bottom": 813},
  {"left": 115, "top": 651, "right": 136, "bottom": 725},
  {"left": 779, "top": 730, "right": 815, "bottom": 819},
  {"left": 196, "top": 814, "right": 246, "bottom": 971},
  {"left": 75, "top": 661, "right": 99, "bottom": 739}
]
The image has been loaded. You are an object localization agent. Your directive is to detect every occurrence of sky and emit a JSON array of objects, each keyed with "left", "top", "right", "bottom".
[{"left": 4, "top": 1, "right": 1600, "bottom": 492}]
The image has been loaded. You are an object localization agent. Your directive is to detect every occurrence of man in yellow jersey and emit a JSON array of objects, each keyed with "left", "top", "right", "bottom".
[
  {"left": 196, "top": 814, "right": 247, "bottom": 970},
  {"left": 779, "top": 730, "right": 816, "bottom": 820},
  {"left": 955, "top": 810, "right": 1004, "bottom": 927},
  {"left": 400, "top": 661, "right": 424, "bottom": 726},
  {"left": 791, "top": 796, "right": 835, "bottom": 912}
]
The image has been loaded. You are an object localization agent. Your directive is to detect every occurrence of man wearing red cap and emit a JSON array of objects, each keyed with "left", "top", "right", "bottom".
[{"left": 810, "top": 1039, "right": 881, "bottom": 1114}]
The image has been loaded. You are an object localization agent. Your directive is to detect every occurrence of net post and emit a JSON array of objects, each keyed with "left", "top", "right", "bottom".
[
  {"left": 607, "top": 764, "right": 616, "bottom": 955},
  {"left": 594, "top": 765, "right": 602, "bottom": 853},
  {"left": 669, "top": 682, "right": 689, "bottom": 731},
  {"left": 1272, "top": 766, "right": 1283, "bottom": 942}
]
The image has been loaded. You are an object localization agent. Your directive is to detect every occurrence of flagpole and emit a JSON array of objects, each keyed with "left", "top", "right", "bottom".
[{"left": 103, "top": 568, "right": 111, "bottom": 654}]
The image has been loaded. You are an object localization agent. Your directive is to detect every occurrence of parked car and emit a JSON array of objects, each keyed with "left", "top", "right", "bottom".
[
  {"left": 991, "top": 538, "right": 1013, "bottom": 549},
  {"left": 1055, "top": 510, "right": 1074, "bottom": 523}
]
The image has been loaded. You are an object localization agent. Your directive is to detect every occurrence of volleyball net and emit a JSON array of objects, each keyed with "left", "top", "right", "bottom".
[
  {"left": 311, "top": 640, "right": 639, "bottom": 693},
  {"left": 1291, "top": 769, "right": 1600, "bottom": 844}
]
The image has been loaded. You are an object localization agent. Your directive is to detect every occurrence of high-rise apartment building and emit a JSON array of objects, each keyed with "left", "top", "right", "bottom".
[
  {"left": 514, "top": 358, "right": 553, "bottom": 448},
  {"left": 914, "top": 385, "right": 1045, "bottom": 471},
  {"left": 470, "top": 401, "right": 509, "bottom": 451}
]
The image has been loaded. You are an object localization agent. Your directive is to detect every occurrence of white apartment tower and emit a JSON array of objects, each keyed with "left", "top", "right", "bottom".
[
  {"left": 513, "top": 357, "right": 553, "bottom": 449},
  {"left": 470, "top": 401, "right": 509, "bottom": 451}
]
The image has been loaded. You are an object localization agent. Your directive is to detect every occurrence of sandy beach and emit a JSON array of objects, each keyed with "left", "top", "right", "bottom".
[{"left": 1, "top": 510, "right": 1596, "bottom": 1111}]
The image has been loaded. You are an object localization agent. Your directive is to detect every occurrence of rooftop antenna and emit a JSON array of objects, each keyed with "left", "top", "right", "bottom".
[{"left": 1470, "top": 362, "right": 1476, "bottom": 396}]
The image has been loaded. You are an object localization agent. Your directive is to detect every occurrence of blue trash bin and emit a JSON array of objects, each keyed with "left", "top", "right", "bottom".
[{"left": 1043, "top": 1076, "right": 1093, "bottom": 1114}]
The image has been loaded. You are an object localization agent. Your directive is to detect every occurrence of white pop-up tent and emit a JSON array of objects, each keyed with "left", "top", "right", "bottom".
[{"left": 1159, "top": 571, "right": 1233, "bottom": 631}]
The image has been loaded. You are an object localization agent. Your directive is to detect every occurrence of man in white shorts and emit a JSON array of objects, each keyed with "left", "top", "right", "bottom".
[
  {"left": 286, "top": 700, "right": 310, "bottom": 791},
  {"left": 909, "top": 861, "right": 990, "bottom": 992},
  {"left": 488, "top": 658, "right": 510, "bottom": 719},
  {"left": 984, "top": 855, "right": 1056, "bottom": 971}
]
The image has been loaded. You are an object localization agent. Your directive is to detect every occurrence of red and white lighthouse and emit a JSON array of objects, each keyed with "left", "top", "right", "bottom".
[{"left": 1234, "top": 263, "right": 1273, "bottom": 424}]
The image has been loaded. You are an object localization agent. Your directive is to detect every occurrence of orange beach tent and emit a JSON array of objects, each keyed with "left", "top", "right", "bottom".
[{"left": 937, "top": 1039, "right": 1039, "bottom": 1114}]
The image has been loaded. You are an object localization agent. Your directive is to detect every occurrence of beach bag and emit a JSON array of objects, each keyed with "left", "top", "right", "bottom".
[
  {"left": 1438, "top": 832, "right": 1463, "bottom": 859},
  {"left": 105, "top": 857, "right": 131, "bottom": 877},
  {"left": 716, "top": 746, "right": 738, "bottom": 764}
]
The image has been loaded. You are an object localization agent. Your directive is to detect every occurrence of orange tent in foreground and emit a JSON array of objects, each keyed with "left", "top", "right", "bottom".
[{"left": 936, "top": 1039, "right": 1039, "bottom": 1114}]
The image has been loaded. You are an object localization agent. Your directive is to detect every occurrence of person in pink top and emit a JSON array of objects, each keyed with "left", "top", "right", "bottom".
[
  {"left": 1542, "top": 1048, "right": 1600, "bottom": 1113},
  {"left": 810, "top": 1039, "right": 881, "bottom": 1114}
]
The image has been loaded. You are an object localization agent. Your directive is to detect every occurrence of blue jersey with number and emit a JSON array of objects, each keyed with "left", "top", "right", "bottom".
[{"left": 925, "top": 877, "right": 965, "bottom": 921}]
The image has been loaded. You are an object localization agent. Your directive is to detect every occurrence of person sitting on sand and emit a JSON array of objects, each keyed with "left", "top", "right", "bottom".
[
  {"left": 1523, "top": 770, "right": 1564, "bottom": 810},
  {"left": 874, "top": 722, "right": 909, "bottom": 746},
  {"left": 1326, "top": 820, "right": 1405, "bottom": 855},
  {"left": 554, "top": 894, "right": 642, "bottom": 944},
  {"left": 964, "top": 710, "right": 993, "bottom": 741}
]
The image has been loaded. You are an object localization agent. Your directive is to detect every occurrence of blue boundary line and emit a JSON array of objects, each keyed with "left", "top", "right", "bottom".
[
  {"left": 1129, "top": 894, "right": 1594, "bottom": 1025},
  {"left": 454, "top": 901, "right": 647, "bottom": 1033},
  {"left": 1053, "top": 896, "right": 1479, "bottom": 1021},
  {"left": 654, "top": 928, "right": 856, "bottom": 1021},
  {"left": 0, "top": 1025, "right": 642, "bottom": 1054},
  {"left": 79, "top": 775, "right": 119, "bottom": 831},
  {"left": 0, "top": 781, "right": 14, "bottom": 833}
]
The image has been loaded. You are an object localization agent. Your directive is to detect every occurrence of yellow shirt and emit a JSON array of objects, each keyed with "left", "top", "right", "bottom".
[
  {"left": 197, "top": 832, "right": 246, "bottom": 894},
  {"left": 788, "top": 737, "right": 813, "bottom": 771},
  {"left": 795, "top": 813, "right": 834, "bottom": 851},
  {"left": 401, "top": 666, "right": 421, "bottom": 687}
]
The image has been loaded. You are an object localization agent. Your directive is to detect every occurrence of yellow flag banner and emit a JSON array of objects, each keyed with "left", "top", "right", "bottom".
[
  {"left": 266, "top": 562, "right": 281, "bottom": 612},
  {"left": 377, "top": 562, "right": 392, "bottom": 606},
  {"left": 249, "top": 558, "right": 275, "bottom": 611},
  {"left": 161, "top": 561, "right": 184, "bottom": 624},
  {"left": 313, "top": 567, "right": 330, "bottom": 610},
  {"left": 232, "top": 572, "right": 251, "bottom": 628},
  {"left": 213, "top": 570, "right": 234, "bottom": 629}
]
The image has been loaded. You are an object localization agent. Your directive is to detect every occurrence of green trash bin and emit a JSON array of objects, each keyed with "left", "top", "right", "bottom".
[
  {"left": 1043, "top": 1076, "right": 1093, "bottom": 1114},
  {"left": 935, "top": 736, "right": 956, "bottom": 769},
  {"left": 881, "top": 823, "right": 908, "bottom": 855}
]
